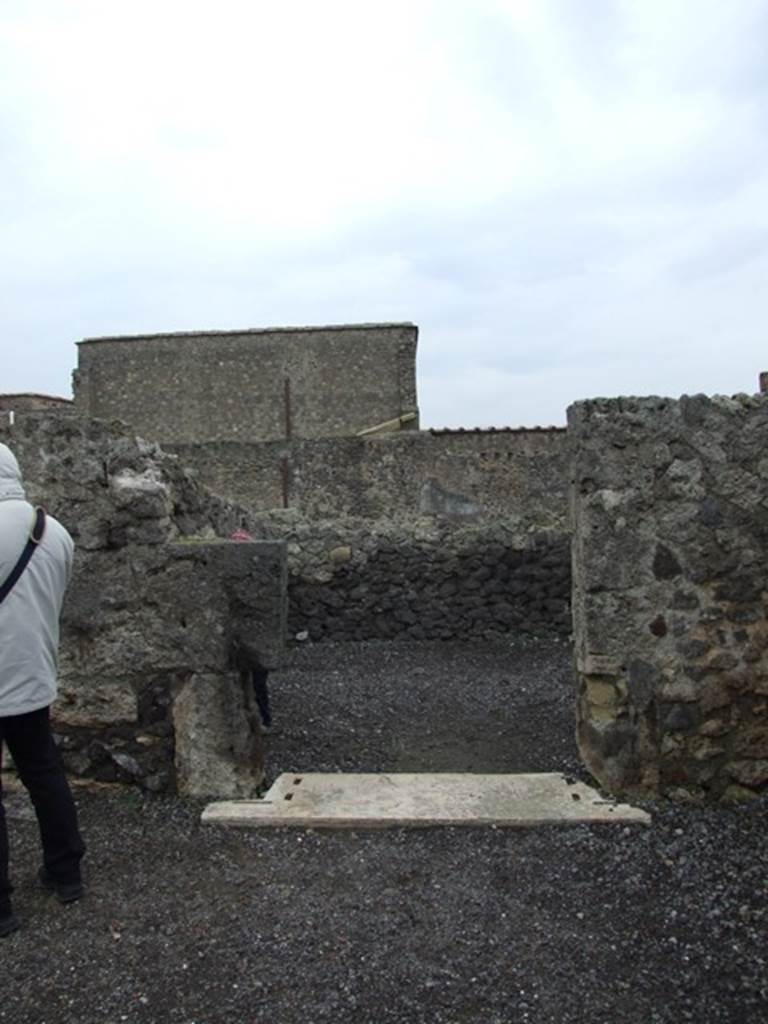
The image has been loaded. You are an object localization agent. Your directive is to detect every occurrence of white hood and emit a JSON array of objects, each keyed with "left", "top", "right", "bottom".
[{"left": 0, "top": 442, "right": 26, "bottom": 502}]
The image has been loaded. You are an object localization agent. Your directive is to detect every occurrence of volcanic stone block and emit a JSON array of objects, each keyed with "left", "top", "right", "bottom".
[
  {"left": 173, "top": 672, "right": 264, "bottom": 798},
  {"left": 163, "top": 540, "right": 287, "bottom": 670}
]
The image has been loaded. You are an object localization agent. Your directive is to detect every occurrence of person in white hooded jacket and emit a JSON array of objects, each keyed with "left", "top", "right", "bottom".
[{"left": 0, "top": 443, "right": 85, "bottom": 937}]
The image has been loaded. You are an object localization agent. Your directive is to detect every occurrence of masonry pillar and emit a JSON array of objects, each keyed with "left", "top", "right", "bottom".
[{"left": 569, "top": 395, "right": 768, "bottom": 803}]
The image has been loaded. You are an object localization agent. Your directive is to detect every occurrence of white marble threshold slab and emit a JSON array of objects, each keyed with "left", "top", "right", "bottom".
[{"left": 201, "top": 772, "right": 651, "bottom": 828}]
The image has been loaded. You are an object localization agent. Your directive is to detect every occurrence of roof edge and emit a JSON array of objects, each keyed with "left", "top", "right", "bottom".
[
  {"left": 429, "top": 425, "right": 566, "bottom": 435},
  {"left": 78, "top": 323, "right": 418, "bottom": 345},
  {"left": 0, "top": 392, "right": 73, "bottom": 404}
]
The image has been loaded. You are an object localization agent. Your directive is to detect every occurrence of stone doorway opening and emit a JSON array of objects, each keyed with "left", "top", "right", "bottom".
[
  {"left": 259, "top": 638, "right": 580, "bottom": 788},
  {"left": 203, "top": 636, "right": 651, "bottom": 827}
]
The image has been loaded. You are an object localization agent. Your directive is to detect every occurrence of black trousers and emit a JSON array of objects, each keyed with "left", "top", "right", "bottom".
[{"left": 0, "top": 706, "right": 85, "bottom": 907}]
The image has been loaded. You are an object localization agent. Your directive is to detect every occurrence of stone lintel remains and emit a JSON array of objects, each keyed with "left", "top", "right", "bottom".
[
  {"left": 163, "top": 540, "right": 287, "bottom": 673},
  {"left": 569, "top": 394, "right": 768, "bottom": 803}
]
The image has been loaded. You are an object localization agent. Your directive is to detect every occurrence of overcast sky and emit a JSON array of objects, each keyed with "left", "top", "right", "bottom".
[{"left": 2, "top": 0, "right": 766, "bottom": 427}]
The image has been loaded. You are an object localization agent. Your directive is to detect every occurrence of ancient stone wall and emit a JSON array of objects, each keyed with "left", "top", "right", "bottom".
[
  {"left": 289, "top": 529, "right": 569, "bottom": 642},
  {"left": 570, "top": 394, "right": 768, "bottom": 803},
  {"left": 168, "top": 426, "right": 568, "bottom": 522},
  {"left": 165, "top": 425, "right": 571, "bottom": 644},
  {"left": 198, "top": 424, "right": 572, "bottom": 643},
  {"left": 243, "top": 512, "right": 569, "bottom": 642},
  {"left": 67, "top": 323, "right": 571, "bottom": 646},
  {"left": 74, "top": 323, "right": 419, "bottom": 444},
  {"left": 1, "top": 414, "right": 287, "bottom": 796}
]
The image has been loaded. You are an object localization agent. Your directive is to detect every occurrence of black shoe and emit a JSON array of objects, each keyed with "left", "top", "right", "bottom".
[
  {"left": 38, "top": 867, "right": 84, "bottom": 904},
  {"left": 0, "top": 911, "right": 20, "bottom": 937}
]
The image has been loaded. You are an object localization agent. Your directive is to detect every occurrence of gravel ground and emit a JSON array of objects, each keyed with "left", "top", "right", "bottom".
[{"left": 1, "top": 638, "right": 766, "bottom": 1024}]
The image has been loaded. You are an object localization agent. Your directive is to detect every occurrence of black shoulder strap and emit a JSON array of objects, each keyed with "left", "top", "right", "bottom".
[{"left": 0, "top": 507, "right": 46, "bottom": 606}]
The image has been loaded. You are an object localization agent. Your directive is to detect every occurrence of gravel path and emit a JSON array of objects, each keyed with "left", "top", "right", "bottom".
[{"left": 1, "top": 639, "right": 766, "bottom": 1024}]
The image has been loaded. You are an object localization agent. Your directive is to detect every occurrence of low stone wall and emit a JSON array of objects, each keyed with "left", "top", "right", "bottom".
[
  {"left": 570, "top": 394, "right": 768, "bottom": 803},
  {"left": 2, "top": 414, "right": 287, "bottom": 796},
  {"left": 289, "top": 531, "right": 569, "bottom": 642},
  {"left": 245, "top": 512, "right": 571, "bottom": 643}
]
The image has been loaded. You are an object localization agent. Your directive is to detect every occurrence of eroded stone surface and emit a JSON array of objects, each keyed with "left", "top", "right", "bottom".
[
  {"left": 1, "top": 415, "right": 286, "bottom": 794},
  {"left": 174, "top": 673, "right": 264, "bottom": 799},
  {"left": 570, "top": 394, "right": 768, "bottom": 802}
]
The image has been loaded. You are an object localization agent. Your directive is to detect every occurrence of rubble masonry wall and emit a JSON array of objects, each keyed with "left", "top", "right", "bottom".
[
  {"left": 168, "top": 427, "right": 571, "bottom": 643},
  {"left": 73, "top": 324, "right": 419, "bottom": 444},
  {"left": 1, "top": 415, "right": 287, "bottom": 797},
  {"left": 570, "top": 394, "right": 768, "bottom": 802},
  {"left": 167, "top": 427, "right": 567, "bottom": 520}
]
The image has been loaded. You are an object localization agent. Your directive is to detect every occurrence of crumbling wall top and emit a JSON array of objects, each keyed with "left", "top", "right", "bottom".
[{"left": 77, "top": 322, "right": 416, "bottom": 344}]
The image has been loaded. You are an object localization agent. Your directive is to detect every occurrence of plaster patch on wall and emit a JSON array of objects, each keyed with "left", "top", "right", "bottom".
[{"left": 419, "top": 478, "right": 482, "bottom": 518}]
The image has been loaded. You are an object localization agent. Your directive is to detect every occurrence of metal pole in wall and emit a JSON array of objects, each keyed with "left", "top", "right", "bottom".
[
  {"left": 282, "top": 377, "right": 292, "bottom": 508},
  {"left": 284, "top": 377, "right": 292, "bottom": 439},
  {"left": 281, "top": 456, "right": 290, "bottom": 509}
]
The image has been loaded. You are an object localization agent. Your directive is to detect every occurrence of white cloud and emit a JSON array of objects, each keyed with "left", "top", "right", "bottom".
[{"left": 1, "top": 0, "right": 766, "bottom": 422}]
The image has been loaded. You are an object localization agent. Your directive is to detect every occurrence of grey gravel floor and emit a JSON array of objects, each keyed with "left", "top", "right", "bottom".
[{"left": 1, "top": 638, "right": 766, "bottom": 1024}]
